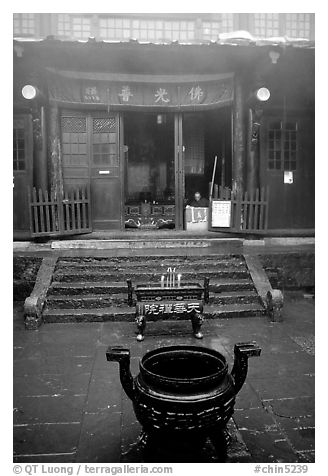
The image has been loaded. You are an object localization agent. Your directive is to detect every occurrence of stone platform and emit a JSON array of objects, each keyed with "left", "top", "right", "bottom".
[{"left": 13, "top": 292, "right": 315, "bottom": 463}]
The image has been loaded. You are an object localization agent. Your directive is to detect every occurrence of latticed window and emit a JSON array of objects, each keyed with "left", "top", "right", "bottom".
[
  {"left": 98, "top": 17, "right": 195, "bottom": 42},
  {"left": 99, "top": 17, "right": 131, "bottom": 40},
  {"left": 71, "top": 16, "right": 91, "bottom": 39},
  {"left": 221, "top": 14, "right": 234, "bottom": 32},
  {"left": 254, "top": 13, "right": 280, "bottom": 37},
  {"left": 13, "top": 13, "right": 36, "bottom": 36},
  {"left": 57, "top": 14, "right": 71, "bottom": 38},
  {"left": 61, "top": 117, "right": 87, "bottom": 167},
  {"left": 57, "top": 14, "right": 91, "bottom": 39},
  {"left": 202, "top": 21, "right": 220, "bottom": 40},
  {"left": 285, "top": 13, "right": 311, "bottom": 38},
  {"left": 202, "top": 15, "right": 234, "bottom": 40},
  {"left": 162, "top": 20, "right": 195, "bottom": 41},
  {"left": 268, "top": 121, "right": 298, "bottom": 171},
  {"left": 131, "top": 19, "right": 165, "bottom": 41},
  {"left": 92, "top": 118, "right": 118, "bottom": 166},
  {"left": 13, "top": 123, "right": 25, "bottom": 171}
]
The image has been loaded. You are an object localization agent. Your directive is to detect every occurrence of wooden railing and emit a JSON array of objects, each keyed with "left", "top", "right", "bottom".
[
  {"left": 212, "top": 185, "right": 269, "bottom": 233},
  {"left": 28, "top": 187, "right": 92, "bottom": 237}
]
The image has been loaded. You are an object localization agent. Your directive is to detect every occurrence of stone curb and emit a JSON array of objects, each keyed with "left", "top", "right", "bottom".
[
  {"left": 244, "top": 254, "right": 283, "bottom": 322},
  {"left": 23, "top": 256, "right": 58, "bottom": 330}
]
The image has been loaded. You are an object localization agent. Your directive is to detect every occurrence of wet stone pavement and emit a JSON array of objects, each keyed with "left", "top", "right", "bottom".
[{"left": 13, "top": 292, "right": 315, "bottom": 463}]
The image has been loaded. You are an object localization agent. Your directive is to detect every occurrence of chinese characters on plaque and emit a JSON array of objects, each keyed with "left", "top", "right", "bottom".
[
  {"left": 154, "top": 88, "right": 170, "bottom": 103},
  {"left": 84, "top": 86, "right": 100, "bottom": 102},
  {"left": 189, "top": 85, "right": 204, "bottom": 101},
  {"left": 118, "top": 85, "right": 133, "bottom": 102},
  {"left": 143, "top": 302, "right": 202, "bottom": 316},
  {"left": 211, "top": 200, "right": 232, "bottom": 228},
  {"left": 78, "top": 80, "right": 232, "bottom": 108},
  {"left": 48, "top": 70, "right": 234, "bottom": 108}
]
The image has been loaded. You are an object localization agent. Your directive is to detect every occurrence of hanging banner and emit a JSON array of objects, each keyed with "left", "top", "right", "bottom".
[{"left": 46, "top": 69, "right": 234, "bottom": 111}]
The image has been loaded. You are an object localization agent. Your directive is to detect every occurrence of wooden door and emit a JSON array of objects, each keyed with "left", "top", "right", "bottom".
[
  {"left": 260, "top": 116, "right": 315, "bottom": 230},
  {"left": 61, "top": 111, "right": 123, "bottom": 231},
  {"left": 174, "top": 113, "right": 184, "bottom": 230},
  {"left": 90, "top": 114, "right": 122, "bottom": 230},
  {"left": 13, "top": 115, "right": 33, "bottom": 233}
]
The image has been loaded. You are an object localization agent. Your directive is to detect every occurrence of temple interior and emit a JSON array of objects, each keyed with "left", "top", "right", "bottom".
[{"left": 123, "top": 108, "right": 232, "bottom": 207}]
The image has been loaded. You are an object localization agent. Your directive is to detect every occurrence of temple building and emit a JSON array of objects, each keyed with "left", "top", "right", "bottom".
[{"left": 13, "top": 13, "right": 315, "bottom": 238}]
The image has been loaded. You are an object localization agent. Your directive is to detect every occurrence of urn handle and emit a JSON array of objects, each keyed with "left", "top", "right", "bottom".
[
  {"left": 106, "top": 346, "right": 135, "bottom": 401},
  {"left": 231, "top": 342, "right": 261, "bottom": 395}
]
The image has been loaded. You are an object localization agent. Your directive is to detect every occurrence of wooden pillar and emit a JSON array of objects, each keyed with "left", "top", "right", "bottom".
[
  {"left": 48, "top": 104, "right": 64, "bottom": 197},
  {"left": 246, "top": 108, "right": 260, "bottom": 193},
  {"left": 33, "top": 106, "right": 48, "bottom": 190},
  {"left": 232, "top": 76, "right": 246, "bottom": 195}
]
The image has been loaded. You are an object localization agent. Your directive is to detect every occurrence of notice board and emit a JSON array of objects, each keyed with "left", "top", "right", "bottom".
[{"left": 211, "top": 200, "right": 232, "bottom": 228}]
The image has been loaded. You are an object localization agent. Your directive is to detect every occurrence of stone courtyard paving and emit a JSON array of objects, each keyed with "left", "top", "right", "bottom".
[{"left": 13, "top": 292, "right": 314, "bottom": 463}]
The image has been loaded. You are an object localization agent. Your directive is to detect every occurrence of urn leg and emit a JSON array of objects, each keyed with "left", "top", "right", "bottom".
[
  {"left": 191, "top": 312, "right": 204, "bottom": 339},
  {"left": 141, "top": 431, "right": 209, "bottom": 462},
  {"left": 208, "top": 428, "right": 230, "bottom": 462},
  {"left": 135, "top": 314, "right": 146, "bottom": 341}
]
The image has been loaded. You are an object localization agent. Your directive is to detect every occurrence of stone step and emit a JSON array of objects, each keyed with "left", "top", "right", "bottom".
[
  {"left": 52, "top": 268, "right": 250, "bottom": 283},
  {"left": 56, "top": 255, "right": 245, "bottom": 267},
  {"left": 209, "top": 290, "right": 261, "bottom": 306},
  {"left": 54, "top": 261, "right": 248, "bottom": 274},
  {"left": 57, "top": 253, "right": 244, "bottom": 261},
  {"left": 55, "top": 261, "right": 248, "bottom": 271},
  {"left": 46, "top": 293, "right": 129, "bottom": 309},
  {"left": 51, "top": 238, "right": 243, "bottom": 253},
  {"left": 42, "top": 302, "right": 266, "bottom": 323},
  {"left": 45, "top": 290, "right": 261, "bottom": 309},
  {"left": 48, "top": 279, "right": 255, "bottom": 295}
]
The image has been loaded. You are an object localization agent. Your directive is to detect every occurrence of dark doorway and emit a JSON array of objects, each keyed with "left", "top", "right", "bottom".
[
  {"left": 183, "top": 107, "right": 232, "bottom": 204},
  {"left": 124, "top": 112, "right": 176, "bottom": 229}
]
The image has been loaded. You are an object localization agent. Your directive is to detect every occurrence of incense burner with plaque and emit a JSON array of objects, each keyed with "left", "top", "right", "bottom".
[{"left": 127, "top": 268, "right": 210, "bottom": 341}]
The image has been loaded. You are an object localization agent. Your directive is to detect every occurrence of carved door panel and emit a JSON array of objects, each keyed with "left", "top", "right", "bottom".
[{"left": 61, "top": 111, "right": 123, "bottom": 231}]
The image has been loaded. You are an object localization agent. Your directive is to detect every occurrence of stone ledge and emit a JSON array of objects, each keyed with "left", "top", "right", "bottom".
[{"left": 51, "top": 238, "right": 243, "bottom": 250}]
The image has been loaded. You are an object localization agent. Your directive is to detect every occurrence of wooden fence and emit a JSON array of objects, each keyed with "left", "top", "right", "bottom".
[
  {"left": 28, "top": 187, "right": 92, "bottom": 237},
  {"left": 212, "top": 185, "right": 269, "bottom": 233}
]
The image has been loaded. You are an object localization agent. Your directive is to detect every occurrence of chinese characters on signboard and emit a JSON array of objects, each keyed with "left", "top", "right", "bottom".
[
  {"left": 84, "top": 86, "right": 100, "bottom": 102},
  {"left": 76, "top": 79, "right": 233, "bottom": 109},
  {"left": 47, "top": 69, "right": 234, "bottom": 109},
  {"left": 142, "top": 301, "right": 202, "bottom": 316},
  {"left": 114, "top": 85, "right": 206, "bottom": 105},
  {"left": 211, "top": 200, "right": 232, "bottom": 228}
]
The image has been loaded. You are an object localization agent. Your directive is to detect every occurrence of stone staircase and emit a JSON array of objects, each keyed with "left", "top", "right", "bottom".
[{"left": 42, "top": 254, "right": 266, "bottom": 323}]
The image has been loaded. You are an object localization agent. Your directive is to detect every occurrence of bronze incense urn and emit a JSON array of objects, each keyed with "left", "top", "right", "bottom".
[{"left": 107, "top": 342, "right": 261, "bottom": 461}]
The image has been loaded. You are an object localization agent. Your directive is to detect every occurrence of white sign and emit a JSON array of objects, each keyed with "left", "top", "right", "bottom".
[
  {"left": 284, "top": 171, "right": 293, "bottom": 184},
  {"left": 211, "top": 200, "right": 232, "bottom": 228}
]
